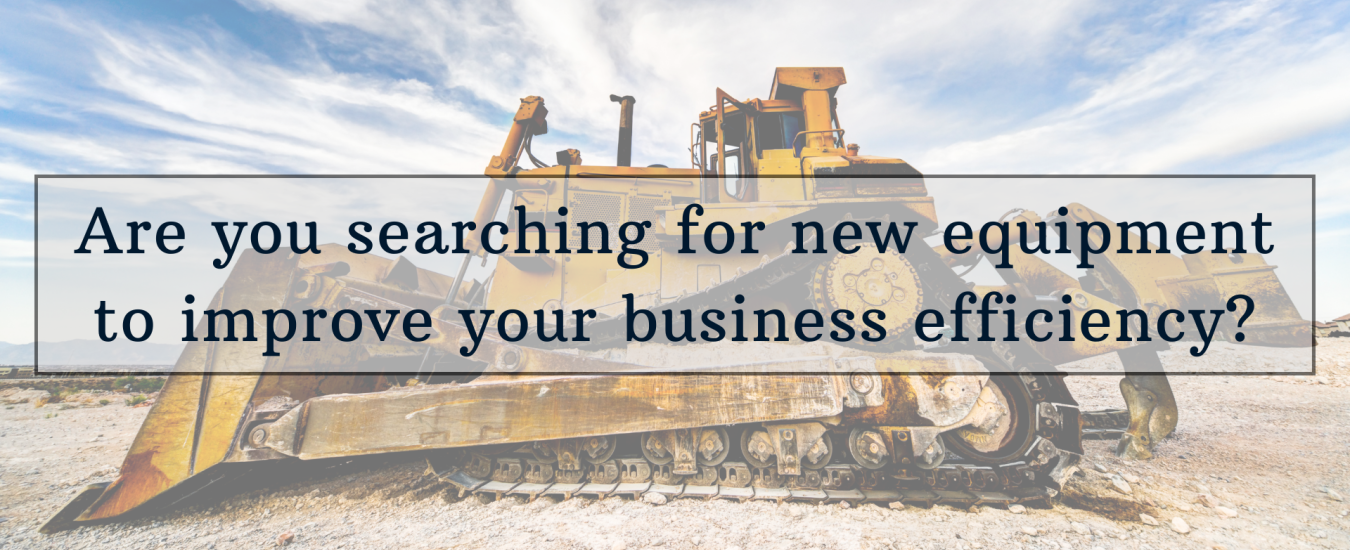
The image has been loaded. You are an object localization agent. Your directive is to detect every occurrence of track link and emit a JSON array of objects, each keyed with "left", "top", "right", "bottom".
[
  {"left": 429, "top": 370, "right": 1082, "bottom": 509},
  {"left": 426, "top": 217, "right": 1092, "bottom": 509},
  {"left": 431, "top": 449, "right": 1060, "bottom": 507}
]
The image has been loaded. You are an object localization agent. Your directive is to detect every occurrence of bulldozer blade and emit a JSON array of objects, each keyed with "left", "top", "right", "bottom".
[
  {"left": 1114, "top": 347, "right": 1179, "bottom": 460},
  {"left": 1061, "top": 202, "right": 1311, "bottom": 348},
  {"left": 39, "top": 482, "right": 110, "bottom": 534},
  {"left": 1157, "top": 252, "right": 1311, "bottom": 347},
  {"left": 46, "top": 249, "right": 300, "bottom": 530}
]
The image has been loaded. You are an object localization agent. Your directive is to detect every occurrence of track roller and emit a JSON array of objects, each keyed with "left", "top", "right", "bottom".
[
  {"left": 582, "top": 435, "right": 617, "bottom": 464},
  {"left": 848, "top": 428, "right": 890, "bottom": 470}
]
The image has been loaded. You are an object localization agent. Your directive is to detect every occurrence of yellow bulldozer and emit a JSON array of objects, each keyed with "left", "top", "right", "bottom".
[{"left": 43, "top": 67, "right": 1309, "bottom": 532}]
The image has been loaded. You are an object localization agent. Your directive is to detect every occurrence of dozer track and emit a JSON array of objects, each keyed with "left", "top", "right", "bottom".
[
  {"left": 427, "top": 367, "right": 1089, "bottom": 509},
  {"left": 431, "top": 442, "right": 1063, "bottom": 508}
]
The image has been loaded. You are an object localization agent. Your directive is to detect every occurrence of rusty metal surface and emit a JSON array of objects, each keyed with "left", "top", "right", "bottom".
[
  {"left": 910, "top": 375, "right": 989, "bottom": 427},
  {"left": 1113, "top": 347, "right": 1178, "bottom": 459},
  {"left": 1117, "top": 377, "right": 1163, "bottom": 460},
  {"left": 841, "top": 353, "right": 987, "bottom": 426},
  {"left": 39, "top": 482, "right": 110, "bottom": 533},
  {"left": 79, "top": 249, "right": 298, "bottom": 522},
  {"left": 263, "top": 373, "right": 845, "bottom": 460},
  {"left": 78, "top": 352, "right": 206, "bottom": 521}
]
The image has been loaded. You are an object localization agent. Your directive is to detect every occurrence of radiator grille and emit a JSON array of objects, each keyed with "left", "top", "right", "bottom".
[
  {"left": 626, "top": 195, "right": 669, "bottom": 251},
  {"left": 568, "top": 192, "right": 623, "bottom": 251}
]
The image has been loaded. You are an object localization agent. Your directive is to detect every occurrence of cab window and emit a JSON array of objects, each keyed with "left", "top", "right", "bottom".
[
  {"left": 755, "top": 112, "right": 804, "bottom": 156},
  {"left": 711, "top": 150, "right": 743, "bottom": 196}
]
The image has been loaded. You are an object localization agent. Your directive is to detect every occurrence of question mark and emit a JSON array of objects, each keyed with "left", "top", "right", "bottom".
[{"left": 1226, "top": 294, "right": 1254, "bottom": 342}]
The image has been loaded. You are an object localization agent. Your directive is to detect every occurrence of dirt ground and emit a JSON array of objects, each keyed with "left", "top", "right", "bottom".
[{"left": 2, "top": 341, "right": 1347, "bottom": 550}]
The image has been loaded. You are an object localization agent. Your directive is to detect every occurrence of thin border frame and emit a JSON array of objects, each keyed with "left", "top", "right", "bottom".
[{"left": 31, "top": 173, "right": 1316, "bottom": 377}]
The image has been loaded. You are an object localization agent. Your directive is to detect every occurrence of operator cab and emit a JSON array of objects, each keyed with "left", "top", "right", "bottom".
[
  {"left": 701, "top": 101, "right": 810, "bottom": 201},
  {"left": 692, "top": 67, "right": 918, "bottom": 204}
]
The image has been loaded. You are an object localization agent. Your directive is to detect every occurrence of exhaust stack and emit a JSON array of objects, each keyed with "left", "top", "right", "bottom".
[{"left": 609, "top": 94, "right": 635, "bottom": 166}]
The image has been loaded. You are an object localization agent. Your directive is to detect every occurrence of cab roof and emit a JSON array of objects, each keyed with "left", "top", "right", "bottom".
[{"left": 769, "top": 67, "right": 846, "bottom": 101}]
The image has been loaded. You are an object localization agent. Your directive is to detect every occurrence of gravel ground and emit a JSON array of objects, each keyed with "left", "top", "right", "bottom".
[{"left": 2, "top": 340, "right": 1348, "bottom": 550}]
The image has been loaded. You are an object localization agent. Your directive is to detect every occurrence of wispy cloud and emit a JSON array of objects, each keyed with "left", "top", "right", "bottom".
[
  {"left": 243, "top": 0, "right": 1105, "bottom": 166},
  {"left": 0, "top": 0, "right": 1346, "bottom": 340},
  {"left": 0, "top": 27, "right": 504, "bottom": 175},
  {"left": 0, "top": 238, "right": 32, "bottom": 259},
  {"left": 918, "top": 0, "right": 1350, "bottom": 177},
  {"left": 3, "top": 0, "right": 1345, "bottom": 178}
]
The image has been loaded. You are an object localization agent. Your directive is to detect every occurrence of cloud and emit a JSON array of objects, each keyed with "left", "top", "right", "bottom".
[
  {"left": 242, "top": 0, "right": 1103, "bottom": 166},
  {"left": 0, "top": 238, "right": 33, "bottom": 259},
  {"left": 0, "top": 14, "right": 506, "bottom": 177},
  {"left": 5, "top": 0, "right": 1345, "bottom": 177},
  {"left": 0, "top": 0, "right": 1345, "bottom": 340},
  {"left": 88, "top": 32, "right": 510, "bottom": 172},
  {"left": 914, "top": 1, "right": 1350, "bottom": 175}
]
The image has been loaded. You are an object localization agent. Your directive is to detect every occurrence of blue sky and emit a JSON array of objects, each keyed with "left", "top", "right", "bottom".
[{"left": 1, "top": 0, "right": 1348, "bottom": 344}]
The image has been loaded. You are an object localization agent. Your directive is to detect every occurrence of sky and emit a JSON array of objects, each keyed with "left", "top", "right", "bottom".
[{"left": 1, "top": 0, "right": 1348, "bottom": 345}]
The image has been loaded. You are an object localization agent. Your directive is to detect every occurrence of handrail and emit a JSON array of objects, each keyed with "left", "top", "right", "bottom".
[
  {"left": 689, "top": 122, "right": 702, "bottom": 170},
  {"left": 792, "top": 128, "right": 846, "bottom": 151}
]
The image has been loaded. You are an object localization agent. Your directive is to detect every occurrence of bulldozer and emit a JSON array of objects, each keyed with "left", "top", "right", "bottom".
[{"left": 43, "top": 67, "right": 1310, "bottom": 532}]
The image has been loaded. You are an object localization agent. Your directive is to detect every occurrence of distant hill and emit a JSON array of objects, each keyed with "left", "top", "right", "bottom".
[{"left": 0, "top": 340, "right": 184, "bottom": 366}]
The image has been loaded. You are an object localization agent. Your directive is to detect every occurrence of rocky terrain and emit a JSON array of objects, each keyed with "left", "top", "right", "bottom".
[{"left": 1, "top": 340, "right": 1347, "bottom": 550}]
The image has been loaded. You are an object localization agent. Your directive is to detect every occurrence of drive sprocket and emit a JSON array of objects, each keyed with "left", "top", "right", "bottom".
[{"left": 812, "top": 243, "right": 924, "bottom": 347}]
